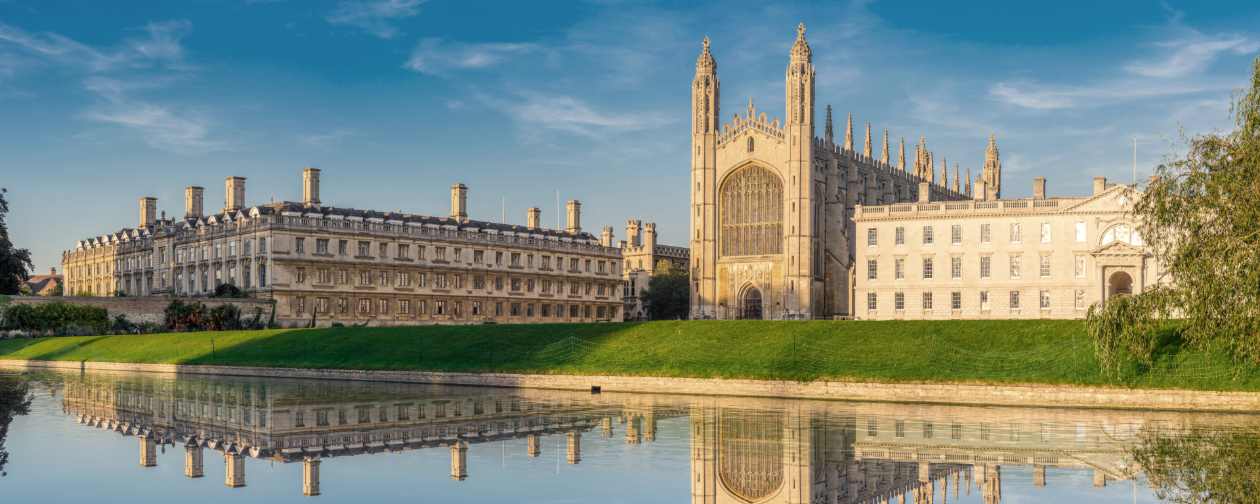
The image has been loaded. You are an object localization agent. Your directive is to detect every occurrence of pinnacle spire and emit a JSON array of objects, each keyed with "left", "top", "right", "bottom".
[
  {"left": 881, "top": 129, "right": 890, "bottom": 164},
  {"left": 695, "top": 36, "right": 716, "bottom": 73},
  {"left": 898, "top": 137, "right": 906, "bottom": 171},
  {"left": 863, "top": 123, "right": 872, "bottom": 158},
  {"left": 966, "top": 167, "right": 973, "bottom": 196},
  {"left": 941, "top": 157, "right": 949, "bottom": 188},
  {"left": 825, "top": 105, "right": 834, "bottom": 144},
  {"left": 843, "top": 113, "right": 854, "bottom": 151},
  {"left": 790, "top": 22, "right": 811, "bottom": 62},
  {"left": 953, "top": 163, "right": 961, "bottom": 193}
]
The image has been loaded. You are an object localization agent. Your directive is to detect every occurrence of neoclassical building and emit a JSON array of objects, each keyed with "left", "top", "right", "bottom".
[
  {"left": 689, "top": 24, "right": 978, "bottom": 320},
  {"left": 62, "top": 168, "right": 625, "bottom": 326},
  {"left": 854, "top": 176, "right": 1164, "bottom": 320}
]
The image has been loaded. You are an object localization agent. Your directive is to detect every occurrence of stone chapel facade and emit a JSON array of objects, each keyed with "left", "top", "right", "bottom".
[{"left": 689, "top": 24, "right": 975, "bottom": 320}]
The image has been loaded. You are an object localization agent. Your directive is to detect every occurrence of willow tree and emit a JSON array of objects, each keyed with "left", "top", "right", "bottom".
[{"left": 1135, "top": 57, "right": 1260, "bottom": 364}]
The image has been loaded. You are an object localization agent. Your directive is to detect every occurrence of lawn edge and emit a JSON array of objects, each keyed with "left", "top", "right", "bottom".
[{"left": 4, "top": 358, "right": 1258, "bottom": 413}]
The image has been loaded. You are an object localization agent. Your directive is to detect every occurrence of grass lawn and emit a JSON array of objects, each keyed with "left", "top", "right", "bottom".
[{"left": 1, "top": 320, "right": 1256, "bottom": 391}]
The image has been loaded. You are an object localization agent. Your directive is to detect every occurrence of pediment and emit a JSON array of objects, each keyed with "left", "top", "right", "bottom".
[
  {"left": 1091, "top": 240, "right": 1147, "bottom": 257},
  {"left": 1061, "top": 184, "right": 1139, "bottom": 214}
]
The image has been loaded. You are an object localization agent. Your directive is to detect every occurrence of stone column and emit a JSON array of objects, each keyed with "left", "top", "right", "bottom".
[
  {"left": 225, "top": 447, "right": 246, "bottom": 488},
  {"left": 184, "top": 441, "right": 204, "bottom": 478},
  {"left": 566, "top": 432, "right": 581, "bottom": 465},
  {"left": 302, "top": 457, "right": 321, "bottom": 496},
  {"left": 450, "top": 441, "right": 468, "bottom": 481},
  {"left": 643, "top": 412, "right": 656, "bottom": 442},
  {"left": 139, "top": 435, "right": 157, "bottom": 467},
  {"left": 981, "top": 465, "right": 1000, "bottom": 504},
  {"left": 527, "top": 434, "right": 541, "bottom": 457},
  {"left": 1033, "top": 465, "right": 1046, "bottom": 487},
  {"left": 918, "top": 461, "right": 930, "bottom": 482},
  {"left": 601, "top": 417, "right": 613, "bottom": 438}
]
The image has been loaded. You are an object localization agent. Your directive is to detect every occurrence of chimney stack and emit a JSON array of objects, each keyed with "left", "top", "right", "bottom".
[
  {"left": 1033, "top": 177, "right": 1047, "bottom": 200},
  {"left": 643, "top": 222, "right": 657, "bottom": 251},
  {"left": 303, "top": 167, "right": 321, "bottom": 207},
  {"left": 1092, "top": 176, "right": 1107, "bottom": 196},
  {"left": 225, "top": 176, "right": 246, "bottom": 213},
  {"left": 918, "top": 182, "right": 931, "bottom": 203},
  {"left": 526, "top": 207, "right": 541, "bottom": 230},
  {"left": 450, "top": 183, "right": 468, "bottom": 223},
  {"left": 139, "top": 197, "right": 157, "bottom": 228},
  {"left": 185, "top": 186, "right": 204, "bottom": 218},
  {"left": 565, "top": 200, "right": 581, "bottom": 234},
  {"left": 626, "top": 219, "right": 642, "bottom": 247},
  {"left": 600, "top": 226, "right": 614, "bottom": 247}
]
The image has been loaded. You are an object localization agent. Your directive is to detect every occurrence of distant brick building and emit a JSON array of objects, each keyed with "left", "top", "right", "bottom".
[{"left": 23, "top": 267, "right": 63, "bottom": 296}]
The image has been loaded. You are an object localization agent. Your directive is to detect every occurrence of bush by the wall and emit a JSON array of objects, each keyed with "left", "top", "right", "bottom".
[
  {"left": 0, "top": 302, "right": 109, "bottom": 335},
  {"left": 163, "top": 300, "right": 208, "bottom": 332}
]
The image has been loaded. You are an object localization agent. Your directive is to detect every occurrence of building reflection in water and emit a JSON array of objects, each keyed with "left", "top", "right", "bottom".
[{"left": 52, "top": 371, "right": 1260, "bottom": 502}]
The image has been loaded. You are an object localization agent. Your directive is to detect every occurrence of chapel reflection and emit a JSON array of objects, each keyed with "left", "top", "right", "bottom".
[{"left": 56, "top": 372, "right": 1260, "bottom": 502}]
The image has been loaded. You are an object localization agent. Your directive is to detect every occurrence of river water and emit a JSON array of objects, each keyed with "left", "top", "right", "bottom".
[{"left": 0, "top": 370, "right": 1256, "bottom": 503}]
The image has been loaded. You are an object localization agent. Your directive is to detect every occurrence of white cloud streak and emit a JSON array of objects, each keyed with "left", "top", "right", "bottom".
[
  {"left": 326, "top": 0, "right": 424, "bottom": 39},
  {"left": 404, "top": 38, "right": 538, "bottom": 75}
]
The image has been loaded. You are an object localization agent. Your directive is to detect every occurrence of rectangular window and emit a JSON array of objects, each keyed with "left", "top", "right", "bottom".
[
  {"left": 1040, "top": 289, "right": 1051, "bottom": 309},
  {"left": 1074, "top": 255, "right": 1086, "bottom": 279},
  {"left": 951, "top": 224, "right": 962, "bottom": 245},
  {"left": 338, "top": 240, "right": 348, "bottom": 256},
  {"left": 980, "top": 223, "right": 991, "bottom": 243},
  {"left": 398, "top": 244, "right": 410, "bottom": 259},
  {"left": 295, "top": 267, "right": 306, "bottom": 285},
  {"left": 922, "top": 258, "right": 934, "bottom": 279},
  {"left": 894, "top": 258, "right": 905, "bottom": 280},
  {"left": 1010, "top": 223, "right": 1022, "bottom": 243},
  {"left": 951, "top": 291, "right": 962, "bottom": 310},
  {"left": 867, "top": 228, "right": 878, "bottom": 247},
  {"left": 895, "top": 226, "right": 905, "bottom": 245},
  {"left": 1010, "top": 255, "right": 1022, "bottom": 279},
  {"left": 1075, "top": 221, "right": 1087, "bottom": 242},
  {"left": 980, "top": 291, "right": 990, "bottom": 311},
  {"left": 1041, "top": 222, "right": 1052, "bottom": 243},
  {"left": 951, "top": 257, "right": 962, "bottom": 279},
  {"left": 922, "top": 292, "right": 933, "bottom": 310},
  {"left": 295, "top": 237, "right": 305, "bottom": 254},
  {"left": 316, "top": 239, "right": 329, "bottom": 255},
  {"left": 894, "top": 292, "right": 905, "bottom": 310},
  {"left": 1010, "top": 290, "right": 1020, "bottom": 309},
  {"left": 1040, "top": 254, "right": 1052, "bottom": 277},
  {"left": 358, "top": 241, "right": 370, "bottom": 257},
  {"left": 378, "top": 242, "right": 388, "bottom": 258},
  {"left": 867, "top": 259, "right": 878, "bottom": 280},
  {"left": 922, "top": 226, "right": 934, "bottom": 245},
  {"left": 866, "top": 292, "right": 877, "bottom": 311},
  {"left": 1074, "top": 289, "right": 1085, "bottom": 310},
  {"left": 980, "top": 256, "right": 991, "bottom": 279}
]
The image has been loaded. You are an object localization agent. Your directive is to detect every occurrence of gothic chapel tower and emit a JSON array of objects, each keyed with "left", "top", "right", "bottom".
[
  {"left": 690, "top": 36, "right": 719, "bottom": 318},
  {"left": 784, "top": 23, "right": 818, "bottom": 317}
]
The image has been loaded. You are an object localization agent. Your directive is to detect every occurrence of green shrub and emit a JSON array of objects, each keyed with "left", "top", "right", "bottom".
[
  {"left": 0, "top": 302, "right": 109, "bottom": 335},
  {"left": 163, "top": 300, "right": 207, "bottom": 332},
  {"left": 207, "top": 304, "right": 242, "bottom": 331}
]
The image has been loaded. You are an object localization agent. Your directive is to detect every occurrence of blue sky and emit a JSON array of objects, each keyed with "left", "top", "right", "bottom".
[{"left": 2, "top": 0, "right": 1259, "bottom": 273}]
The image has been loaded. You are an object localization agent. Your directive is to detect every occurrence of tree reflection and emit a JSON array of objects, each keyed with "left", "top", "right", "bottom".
[
  {"left": 0, "top": 374, "right": 32, "bottom": 477},
  {"left": 1130, "top": 426, "right": 1260, "bottom": 503}
]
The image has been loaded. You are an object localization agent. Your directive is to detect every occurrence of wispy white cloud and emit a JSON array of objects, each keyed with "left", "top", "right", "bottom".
[
  {"left": 326, "top": 0, "right": 424, "bottom": 39},
  {"left": 990, "top": 78, "right": 1231, "bottom": 110},
  {"left": 490, "top": 92, "right": 668, "bottom": 138},
  {"left": 0, "top": 20, "right": 225, "bottom": 154},
  {"left": 1125, "top": 34, "right": 1257, "bottom": 78},
  {"left": 404, "top": 38, "right": 538, "bottom": 75}
]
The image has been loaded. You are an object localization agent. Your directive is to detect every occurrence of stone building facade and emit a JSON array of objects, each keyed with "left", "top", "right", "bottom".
[
  {"left": 689, "top": 24, "right": 974, "bottom": 320},
  {"left": 854, "top": 176, "right": 1164, "bottom": 320},
  {"left": 62, "top": 168, "right": 624, "bottom": 326},
  {"left": 613, "top": 220, "right": 689, "bottom": 320}
]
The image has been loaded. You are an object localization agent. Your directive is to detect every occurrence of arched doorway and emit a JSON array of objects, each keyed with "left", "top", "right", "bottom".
[
  {"left": 1108, "top": 271, "right": 1133, "bottom": 299},
  {"left": 741, "top": 287, "right": 763, "bottom": 320}
]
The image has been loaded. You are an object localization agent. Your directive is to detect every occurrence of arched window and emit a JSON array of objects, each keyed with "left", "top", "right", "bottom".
[
  {"left": 720, "top": 166, "right": 783, "bottom": 256},
  {"left": 1100, "top": 223, "right": 1143, "bottom": 247}
]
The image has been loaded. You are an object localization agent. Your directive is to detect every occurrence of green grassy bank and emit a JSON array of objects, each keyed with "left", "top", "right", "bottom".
[{"left": 0, "top": 320, "right": 1256, "bottom": 391}]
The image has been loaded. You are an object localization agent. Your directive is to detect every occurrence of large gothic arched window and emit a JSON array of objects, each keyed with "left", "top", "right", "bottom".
[{"left": 720, "top": 166, "right": 783, "bottom": 256}]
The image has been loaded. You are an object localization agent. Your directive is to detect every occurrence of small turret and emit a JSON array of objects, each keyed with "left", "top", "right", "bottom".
[
  {"left": 898, "top": 137, "right": 906, "bottom": 172},
  {"left": 824, "top": 105, "right": 834, "bottom": 145},
  {"left": 843, "top": 112, "right": 853, "bottom": 152},
  {"left": 952, "top": 164, "right": 961, "bottom": 193}
]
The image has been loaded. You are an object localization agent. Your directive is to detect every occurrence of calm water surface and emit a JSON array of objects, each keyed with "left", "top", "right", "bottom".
[{"left": 0, "top": 370, "right": 1256, "bottom": 503}]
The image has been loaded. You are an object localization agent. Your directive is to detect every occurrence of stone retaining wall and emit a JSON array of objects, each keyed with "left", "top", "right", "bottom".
[
  {"left": 3, "top": 359, "right": 1258, "bottom": 413},
  {"left": 4, "top": 296, "right": 274, "bottom": 324}
]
